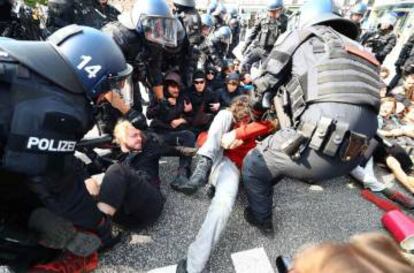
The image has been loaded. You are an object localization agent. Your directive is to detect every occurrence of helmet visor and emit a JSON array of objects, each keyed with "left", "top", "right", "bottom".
[
  {"left": 141, "top": 16, "right": 178, "bottom": 47},
  {"left": 107, "top": 64, "right": 134, "bottom": 107}
]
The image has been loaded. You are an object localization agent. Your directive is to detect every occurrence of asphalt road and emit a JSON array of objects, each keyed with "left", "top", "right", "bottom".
[{"left": 95, "top": 156, "right": 389, "bottom": 273}]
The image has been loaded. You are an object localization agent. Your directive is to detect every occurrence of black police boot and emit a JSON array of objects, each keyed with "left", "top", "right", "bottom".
[
  {"left": 176, "top": 259, "right": 188, "bottom": 273},
  {"left": 28, "top": 208, "right": 101, "bottom": 257},
  {"left": 172, "top": 155, "right": 213, "bottom": 195},
  {"left": 244, "top": 207, "right": 274, "bottom": 238}
]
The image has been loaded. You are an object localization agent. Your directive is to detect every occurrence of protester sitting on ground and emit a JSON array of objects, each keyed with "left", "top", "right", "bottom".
[
  {"left": 288, "top": 233, "right": 413, "bottom": 273},
  {"left": 146, "top": 71, "right": 196, "bottom": 188},
  {"left": 186, "top": 70, "right": 220, "bottom": 136},
  {"left": 370, "top": 101, "right": 414, "bottom": 195},
  {"left": 173, "top": 95, "right": 277, "bottom": 273},
  {"left": 95, "top": 121, "right": 165, "bottom": 229},
  {"left": 390, "top": 71, "right": 414, "bottom": 106},
  {"left": 380, "top": 66, "right": 390, "bottom": 98},
  {"left": 217, "top": 72, "right": 246, "bottom": 109},
  {"left": 240, "top": 72, "right": 254, "bottom": 93},
  {"left": 87, "top": 120, "right": 198, "bottom": 229},
  {"left": 205, "top": 66, "right": 222, "bottom": 92}
]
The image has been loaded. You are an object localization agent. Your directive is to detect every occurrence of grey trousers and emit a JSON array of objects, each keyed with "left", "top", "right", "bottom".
[
  {"left": 186, "top": 110, "right": 240, "bottom": 273},
  {"left": 242, "top": 103, "right": 378, "bottom": 223}
]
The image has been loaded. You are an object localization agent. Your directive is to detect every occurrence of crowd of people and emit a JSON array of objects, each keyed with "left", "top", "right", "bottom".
[{"left": 1, "top": 0, "right": 414, "bottom": 272}]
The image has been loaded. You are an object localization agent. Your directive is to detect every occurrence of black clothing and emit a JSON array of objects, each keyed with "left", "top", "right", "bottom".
[
  {"left": 361, "top": 29, "right": 397, "bottom": 64},
  {"left": 217, "top": 86, "right": 245, "bottom": 108},
  {"left": 186, "top": 86, "right": 219, "bottom": 131},
  {"left": 95, "top": 3, "right": 120, "bottom": 24},
  {"left": 147, "top": 93, "right": 193, "bottom": 133},
  {"left": 99, "top": 133, "right": 172, "bottom": 229}
]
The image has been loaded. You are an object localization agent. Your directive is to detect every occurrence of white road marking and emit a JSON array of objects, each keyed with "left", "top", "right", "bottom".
[
  {"left": 147, "top": 265, "right": 177, "bottom": 273},
  {"left": 231, "top": 247, "right": 275, "bottom": 273}
]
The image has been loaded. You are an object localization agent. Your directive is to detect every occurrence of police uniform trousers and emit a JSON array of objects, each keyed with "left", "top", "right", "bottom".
[
  {"left": 242, "top": 103, "right": 378, "bottom": 223},
  {"left": 187, "top": 110, "right": 240, "bottom": 273}
]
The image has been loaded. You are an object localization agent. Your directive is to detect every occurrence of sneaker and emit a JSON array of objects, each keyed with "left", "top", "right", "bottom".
[
  {"left": 29, "top": 251, "right": 98, "bottom": 273},
  {"left": 28, "top": 208, "right": 101, "bottom": 257},
  {"left": 244, "top": 207, "right": 274, "bottom": 237},
  {"left": 176, "top": 259, "right": 188, "bottom": 273},
  {"left": 382, "top": 187, "right": 414, "bottom": 209}
]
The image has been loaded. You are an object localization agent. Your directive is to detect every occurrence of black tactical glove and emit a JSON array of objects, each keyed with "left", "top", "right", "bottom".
[{"left": 125, "top": 109, "right": 148, "bottom": 130}]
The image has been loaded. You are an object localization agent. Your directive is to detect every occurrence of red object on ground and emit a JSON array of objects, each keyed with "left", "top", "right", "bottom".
[
  {"left": 382, "top": 210, "right": 414, "bottom": 251},
  {"left": 361, "top": 189, "right": 401, "bottom": 212},
  {"left": 29, "top": 251, "right": 98, "bottom": 273}
]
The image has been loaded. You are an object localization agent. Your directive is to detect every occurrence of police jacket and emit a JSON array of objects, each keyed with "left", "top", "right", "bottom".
[
  {"left": 243, "top": 15, "right": 284, "bottom": 53},
  {"left": 146, "top": 93, "right": 193, "bottom": 133},
  {"left": 395, "top": 33, "right": 414, "bottom": 69},
  {"left": 254, "top": 25, "right": 381, "bottom": 124},
  {"left": 0, "top": 47, "right": 94, "bottom": 189},
  {"left": 361, "top": 29, "right": 397, "bottom": 64},
  {"left": 175, "top": 7, "right": 202, "bottom": 47},
  {"left": 199, "top": 36, "right": 226, "bottom": 69},
  {"left": 229, "top": 23, "right": 241, "bottom": 57},
  {"left": 102, "top": 21, "right": 164, "bottom": 87},
  {"left": 95, "top": 3, "right": 120, "bottom": 24}
]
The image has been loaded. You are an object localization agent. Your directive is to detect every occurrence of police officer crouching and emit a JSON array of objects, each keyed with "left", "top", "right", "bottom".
[
  {"left": 242, "top": 0, "right": 381, "bottom": 236},
  {"left": 0, "top": 25, "right": 132, "bottom": 268}
]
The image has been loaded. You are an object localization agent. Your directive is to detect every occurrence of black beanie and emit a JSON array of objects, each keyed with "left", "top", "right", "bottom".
[{"left": 193, "top": 70, "right": 206, "bottom": 80}]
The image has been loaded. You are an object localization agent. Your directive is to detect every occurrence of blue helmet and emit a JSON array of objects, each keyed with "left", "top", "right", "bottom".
[
  {"left": 214, "top": 25, "right": 232, "bottom": 45},
  {"left": 201, "top": 14, "right": 214, "bottom": 29},
  {"left": 351, "top": 3, "right": 368, "bottom": 16},
  {"left": 267, "top": 0, "right": 283, "bottom": 11},
  {"left": 48, "top": 25, "right": 133, "bottom": 101},
  {"left": 227, "top": 7, "right": 238, "bottom": 19},
  {"left": 299, "top": 0, "right": 358, "bottom": 40},
  {"left": 212, "top": 3, "right": 226, "bottom": 18}
]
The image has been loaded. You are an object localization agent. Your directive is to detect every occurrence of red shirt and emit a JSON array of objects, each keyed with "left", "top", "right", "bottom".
[{"left": 197, "top": 121, "right": 274, "bottom": 169}]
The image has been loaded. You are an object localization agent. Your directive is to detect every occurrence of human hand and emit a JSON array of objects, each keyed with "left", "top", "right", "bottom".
[
  {"left": 221, "top": 130, "right": 237, "bottom": 149},
  {"left": 171, "top": 118, "right": 186, "bottom": 128},
  {"left": 184, "top": 100, "right": 193, "bottom": 113},
  {"left": 209, "top": 103, "right": 220, "bottom": 112},
  {"left": 168, "top": 97, "right": 177, "bottom": 106},
  {"left": 85, "top": 178, "right": 100, "bottom": 197}
]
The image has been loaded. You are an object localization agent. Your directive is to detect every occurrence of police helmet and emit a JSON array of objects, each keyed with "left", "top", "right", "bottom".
[
  {"left": 227, "top": 7, "right": 238, "bottom": 19},
  {"left": 351, "top": 3, "right": 367, "bottom": 16},
  {"left": 164, "top": 18, "right": 186, "bottom": 53},
  {"left": 207, "top": 0, "right": 218, "bottom": 15},
  {"left": 212, "top": 3, "right": 226, "bottom": 18},
  {"left": 380, "top": 12, "right": 398, "bottom": 30},
  {"left": 267, "top": 0, "right": 283, "bottom": 11},
  {"left": 214, "top": 25, "right": 232, "bottom": 45},
  {"left": 299, "top": 0, "right": 358, "bottom": 40},
  {"left": 49, "top": 25, "right": 133, "bottom": 102},
  {"left": 119, "top": 0, "right": 179, "bottom": 48},
  {"left": 201, "top": 14, "right": 214, "bottom": 29},
  {"left": 173, "top": 0, "right": 195, "bottom": 8}
]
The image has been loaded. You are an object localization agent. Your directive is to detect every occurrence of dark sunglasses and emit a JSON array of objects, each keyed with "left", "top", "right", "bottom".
[
  {"left": 227, "top": 81, "right": 239, "bottom": 86},
  {"left": 207, "top": 71, "right": 215, "bottom": 75},
  {"left": 194, "top": 80, "right": 205, "bottom": 85}
]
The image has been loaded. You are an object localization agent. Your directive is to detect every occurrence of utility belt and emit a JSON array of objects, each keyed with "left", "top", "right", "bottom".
[{"left": 280, "top": 117, "right": 369, "bottom": 161}]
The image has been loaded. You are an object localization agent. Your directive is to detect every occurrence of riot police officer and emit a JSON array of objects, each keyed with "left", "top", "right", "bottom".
[
  {"left": 360, "top": 13, "right": 397, "bottom": 64},
  {"left": 0, "top": 0, "right": 45, "bottom": 40},
  {"left": 241, "top": 0, "right": 286, "bottom": 73},
  {"left": 101, "top": 0, "right": 181, "bottom": 133},
  {"left": 211, "top": 3, "right": 227, "bottom": 29},
  {"left": 198, "top": 25, "right": 232, "bottom": 72},
  {"left": 349, "top": 2, "right": 367, "bottom": 39},
  {"left": 94, "top": 0, "right": 120, "bottom": 24},
  {"left": 0, "top": 25, "right": 131, "bottom": 266},
  {"left": 227, "top": 7, "right": 240, "bottom": 59},
  {"left": 172, "top": 0, "right": 202, "bottom": 87},
  {"left": 389, "top": 33, "right": 414, "bottom": 91},
  {"left": 47, "top": 0, "right": 110, "bottom": 32},
  {"left": 241, "top": 0, "right": 381, "bottom": 235}
]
